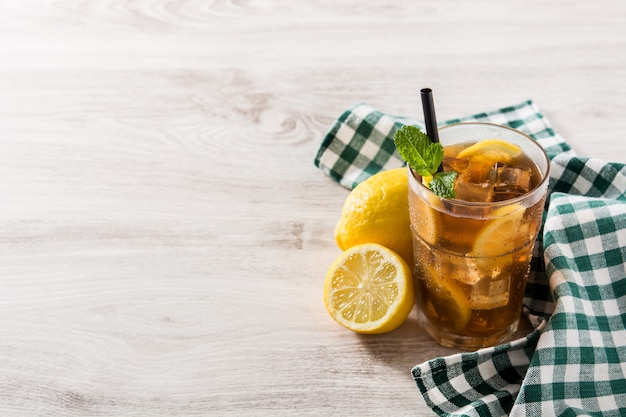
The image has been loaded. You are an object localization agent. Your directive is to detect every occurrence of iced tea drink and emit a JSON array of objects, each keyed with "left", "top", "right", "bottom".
[{"left": 408, "top": 123, "right": 550, "bottom": 349}]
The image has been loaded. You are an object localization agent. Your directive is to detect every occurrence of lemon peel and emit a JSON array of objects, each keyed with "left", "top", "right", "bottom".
[
  {"left": 456, "top": 139, "right": 522, "bottom": 165},
  {"left": 334, "top": 168, "right": 412, "bottom": 265}
]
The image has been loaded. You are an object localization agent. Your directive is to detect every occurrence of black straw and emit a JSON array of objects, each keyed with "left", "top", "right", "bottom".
[
  {"left": 420, "top": 88, "right": 439, "bottom": 143},
  {"left": 420, "top": 88, "right": 443, "bottom": 172}
]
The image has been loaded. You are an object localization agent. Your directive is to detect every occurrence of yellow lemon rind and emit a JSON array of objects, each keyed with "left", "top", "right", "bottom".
[
  {"left": 456, "top": 139, "right": 522, "bottom": 165},
  {"left": 334, "top": 167, "right": 413, "bottom": 266}
]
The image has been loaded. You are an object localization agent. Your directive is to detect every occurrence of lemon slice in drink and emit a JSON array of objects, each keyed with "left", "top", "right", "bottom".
[
  {"left": 418, "top": 263, "right": 471, "bottom": 331},
  {"left": 408, "top": 193, "right": 440, "bottom": 246},
  {"left": 456, "top": 139, "right": 522, "bottom": 165},
  {"left": 324, "top": 243, "right": 414, "bottom": 334},
  {"left": 471, "top": 204, "right": 526, "bottom": 258}
]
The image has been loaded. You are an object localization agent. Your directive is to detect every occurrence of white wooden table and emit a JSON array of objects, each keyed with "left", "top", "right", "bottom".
[{"left": 1, "top": 2, "right": 625, "bottom": 416}]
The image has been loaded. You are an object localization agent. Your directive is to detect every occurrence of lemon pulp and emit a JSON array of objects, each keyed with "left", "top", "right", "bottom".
[
  {"left": 471, "top": 204, "right": 527, "bottom": 258},
  {"left": 324, "top": 243, "right": 414, "bottom": 334}
]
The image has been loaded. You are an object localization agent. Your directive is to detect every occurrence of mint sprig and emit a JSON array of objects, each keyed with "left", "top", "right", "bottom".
[
  {"left": 429, "top": 171, "right": 457, "bottom": 199},
  {"left": 393, "top": 125, "right": 457, "bottom": 198},
  {"left": 393, "top": 125, "right": 442, "bottom": 177}
]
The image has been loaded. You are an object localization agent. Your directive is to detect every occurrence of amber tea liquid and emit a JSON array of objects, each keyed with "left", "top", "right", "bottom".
[{"left": 408, "top": 123, "right": 550, "bottom": 349}]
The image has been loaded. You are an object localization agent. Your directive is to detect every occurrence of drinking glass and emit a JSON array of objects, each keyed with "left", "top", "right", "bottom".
[{"left": 408, "top": 122, "right": 550, "bottom": 349}]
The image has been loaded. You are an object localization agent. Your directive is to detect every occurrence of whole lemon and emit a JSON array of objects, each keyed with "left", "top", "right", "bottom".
[{"left": 334, "top": 167, "right": 413, "bottom": 266}]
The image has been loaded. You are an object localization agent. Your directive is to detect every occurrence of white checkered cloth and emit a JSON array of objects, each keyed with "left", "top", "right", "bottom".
[
  {"left": 509, "top": 155, "right": 626, "bottom": 416},
  {"left": 315, "top": 100, "right": 626, "bottom": 416},
  {"left": 314, "top": 100, "right": 570, "bottom": 190}
]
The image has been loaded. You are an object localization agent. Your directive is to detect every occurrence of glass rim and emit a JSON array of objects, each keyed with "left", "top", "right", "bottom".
[{"left": 408, "top": 122, "right": 551, "bottom": 208}]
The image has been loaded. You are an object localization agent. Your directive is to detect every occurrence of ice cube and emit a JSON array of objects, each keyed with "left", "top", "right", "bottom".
[
  {"left": 465, "top": 161, "right": 495, "bottom": 183},
  {"left": 443, "top": 156, "right": 469, "bottom": 172},
  {"left": 454, "top": 259, "right": 510, "bottom": 309},
  {"left": 469, "top": 272, "right": 511, "bottom": 310},
  {"left": 497, "top": 165, "right": 532, "bottom": 190},
  {"left": 493, "top": 165, "right": 533, "bottom": 201},
  {"left": 454, "top": 258, "right": 482, "bottom": 285},
  {"left": 455, "top": 181, "right": 495, "bottom": 202},
  {"left": 454, "top": 162, "right": 497, "bottom": 202}
]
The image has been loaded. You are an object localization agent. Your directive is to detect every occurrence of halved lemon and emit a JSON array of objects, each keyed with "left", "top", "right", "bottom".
[
  {"left": 470, "top": 204, "right": 527, "bottom": 258},
  {"left": 323, "top": 243, "right": 414, "bottom": 334},
  {"left": 418, "top": 263, "right": 471, "bottom": 331},
  {"left": 456, "top": 139, "right": 522, "bottom": 165}
]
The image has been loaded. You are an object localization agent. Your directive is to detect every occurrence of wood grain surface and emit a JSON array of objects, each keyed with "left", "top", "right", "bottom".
[{"left": 0, "top": 1, "right": 625, "bottom": 416}]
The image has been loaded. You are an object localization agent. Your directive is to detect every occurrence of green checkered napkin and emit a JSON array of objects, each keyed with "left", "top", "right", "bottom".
[
  {"left": 314, "top": 101, "right": 626, "bottom": 416},
  {"left": 314, "top": 100, "right": 570, "bottom": 190}
]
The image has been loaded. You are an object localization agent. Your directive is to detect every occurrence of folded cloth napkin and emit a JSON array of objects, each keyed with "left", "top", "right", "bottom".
[
  {"left": 510, "top": 157, "right": 626, "bottom": 416},
  {"left": 314, "top": 100, "right": 626, "bottom": 416},
  {"left": 314, "top": 100, "right": 570, "bottom": 190}
]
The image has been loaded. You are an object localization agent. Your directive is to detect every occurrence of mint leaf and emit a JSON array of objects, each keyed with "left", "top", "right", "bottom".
[
  {"left": 393, "top": 125, "right": 457, "bottom": 198},
  {"left": 429, "top": 171, "right": 457, "bottom": 199},
  {"left": 393, "top": 126, "right": 443, "bottom": 177}
]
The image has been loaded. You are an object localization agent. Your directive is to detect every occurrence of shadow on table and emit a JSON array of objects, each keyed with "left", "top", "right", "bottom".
[
  {"left": 355, "top": 309, "right": 460, "bottom": 376},
  {"left": 356, "top": 309, "right": 534, "bottom": 376}
]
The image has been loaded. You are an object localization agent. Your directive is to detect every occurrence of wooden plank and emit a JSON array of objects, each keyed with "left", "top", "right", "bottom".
[{"left": 0, "top": 1, "right": 624, "bottom": 415}]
